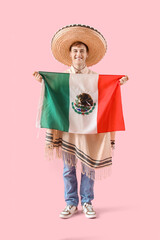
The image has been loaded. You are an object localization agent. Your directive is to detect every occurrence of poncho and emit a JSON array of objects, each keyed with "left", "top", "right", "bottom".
[{"left": 36, "top": 70, "right": 125, "bottom": 180}]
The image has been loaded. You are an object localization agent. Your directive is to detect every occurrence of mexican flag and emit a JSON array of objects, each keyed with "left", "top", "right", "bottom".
[{"left": 36, "top": 71, "right": 125, "bottom": 134}]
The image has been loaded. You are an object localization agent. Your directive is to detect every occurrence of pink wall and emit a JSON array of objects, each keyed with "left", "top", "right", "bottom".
[{"left": 1, "top": 0, "right": 160, "bottom": 239}]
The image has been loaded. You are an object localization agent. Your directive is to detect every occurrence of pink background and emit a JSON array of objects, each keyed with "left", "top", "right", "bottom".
[{"left": 1, "top": 0, "right": 160, "bottom": 239}]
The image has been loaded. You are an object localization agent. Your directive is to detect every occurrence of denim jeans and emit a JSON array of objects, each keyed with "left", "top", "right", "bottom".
[{"left": 63, "top": 154, "right": 95, "bottom": 206}]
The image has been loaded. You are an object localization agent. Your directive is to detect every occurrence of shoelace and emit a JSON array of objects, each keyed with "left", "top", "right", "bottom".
[
  {"left": 84, "top": 203, "right": 94, "bottom": 212},
  {"left": 64, "top": 205, "right": 72, "bottom": 212}
]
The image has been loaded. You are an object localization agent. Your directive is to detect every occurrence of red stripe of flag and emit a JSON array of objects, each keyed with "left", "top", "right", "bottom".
[{"left": 97, "top": 75, "right": 125, "bottom": 133}]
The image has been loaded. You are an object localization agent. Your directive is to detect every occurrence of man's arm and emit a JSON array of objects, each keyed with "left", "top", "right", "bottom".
[
  {"left": 110, "top": 132, "right": 116, "bottom": 150},
  {"left": 110, "top": 131, "right": 115, "bottom": 141},
  {"left": 111, "top": 75, "right": 129, "bottom": 147}
]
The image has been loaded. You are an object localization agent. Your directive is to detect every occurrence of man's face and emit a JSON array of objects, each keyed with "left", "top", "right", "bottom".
[{"left": 70, "top": 44, "right": 88, "bottom": 66}]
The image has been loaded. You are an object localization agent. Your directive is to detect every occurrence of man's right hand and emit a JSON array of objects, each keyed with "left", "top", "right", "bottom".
[{"left": 33, "top": 71, "right": 42, "bottom": 83}]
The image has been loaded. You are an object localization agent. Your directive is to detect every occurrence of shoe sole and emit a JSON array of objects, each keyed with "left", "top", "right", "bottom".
[
  {"left": 82, "top": 210, "right": 96, "bottom": 219},
  {"left": 85, "top": 214, "right": 96, "bottom": 219},
  {"left": 59, "top": 209, "right": 78, "bottom": 219}
]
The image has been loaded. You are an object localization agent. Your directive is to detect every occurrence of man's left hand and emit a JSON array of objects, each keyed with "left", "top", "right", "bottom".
[{"left": 119, "top": 75, "right": 129, "bottom": 85}]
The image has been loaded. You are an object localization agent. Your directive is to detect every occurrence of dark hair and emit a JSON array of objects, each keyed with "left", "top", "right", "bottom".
[{"left": 69, "top": 41, "right": 89, "bottom": 52}]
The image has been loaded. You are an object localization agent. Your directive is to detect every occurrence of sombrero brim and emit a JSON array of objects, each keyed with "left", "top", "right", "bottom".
[{"left": 51, "top": 24, "right": 107, "bottom": 66}]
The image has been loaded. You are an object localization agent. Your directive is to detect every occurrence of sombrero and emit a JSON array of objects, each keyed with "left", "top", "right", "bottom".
[{"left": 51, "top": 24, "right": 107, "bottom": 67}]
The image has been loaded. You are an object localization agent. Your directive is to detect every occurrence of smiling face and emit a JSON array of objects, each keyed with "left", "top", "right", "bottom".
[{"left": 69, "top": 43, "right": 89, "bottom": 67}]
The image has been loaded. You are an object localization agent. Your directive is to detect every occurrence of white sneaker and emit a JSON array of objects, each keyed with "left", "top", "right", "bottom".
[
  {"left": 59, "top": 205, "right": 78, "bottom": 219},
  {"left": 82, "top": 203, "right": 96, "bottom": 219}
]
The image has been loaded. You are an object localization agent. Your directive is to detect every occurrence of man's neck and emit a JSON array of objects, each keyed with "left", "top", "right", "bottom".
[{"left": 72, "top": 63, "right": 86, "bottom": 72}]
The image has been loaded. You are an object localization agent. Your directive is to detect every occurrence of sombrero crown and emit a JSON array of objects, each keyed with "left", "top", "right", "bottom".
[{"left": 51, "top": 24, "right": 107, "bottom": 66}]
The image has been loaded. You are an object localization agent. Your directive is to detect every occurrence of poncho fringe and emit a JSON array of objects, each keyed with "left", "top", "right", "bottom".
[{"left": 44, "top": 129, "right": 113, "bottom": 181}]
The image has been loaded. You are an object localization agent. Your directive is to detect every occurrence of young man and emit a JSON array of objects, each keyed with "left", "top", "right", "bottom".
[{"left": 33, "top": 24, "right": 128, "bottom": 219}]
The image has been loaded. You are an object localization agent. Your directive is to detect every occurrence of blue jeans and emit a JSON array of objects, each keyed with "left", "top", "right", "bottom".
[{"left": 63, "top": 154, "right": 95, "bottom": 206}]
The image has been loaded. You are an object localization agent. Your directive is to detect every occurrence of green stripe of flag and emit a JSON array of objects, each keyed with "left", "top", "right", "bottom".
[{"left": 39, "top": 72, "right": 70, "bottom": 131}]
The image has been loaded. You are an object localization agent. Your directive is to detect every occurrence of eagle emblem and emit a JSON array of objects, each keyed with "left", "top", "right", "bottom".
[{"left": 72, "top": 93, "right": 96, "bottom": 115}]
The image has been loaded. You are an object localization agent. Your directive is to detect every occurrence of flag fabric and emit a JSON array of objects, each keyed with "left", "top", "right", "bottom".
[{"left": 36, "top": 71, "right": 125, "bottom": 134}]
